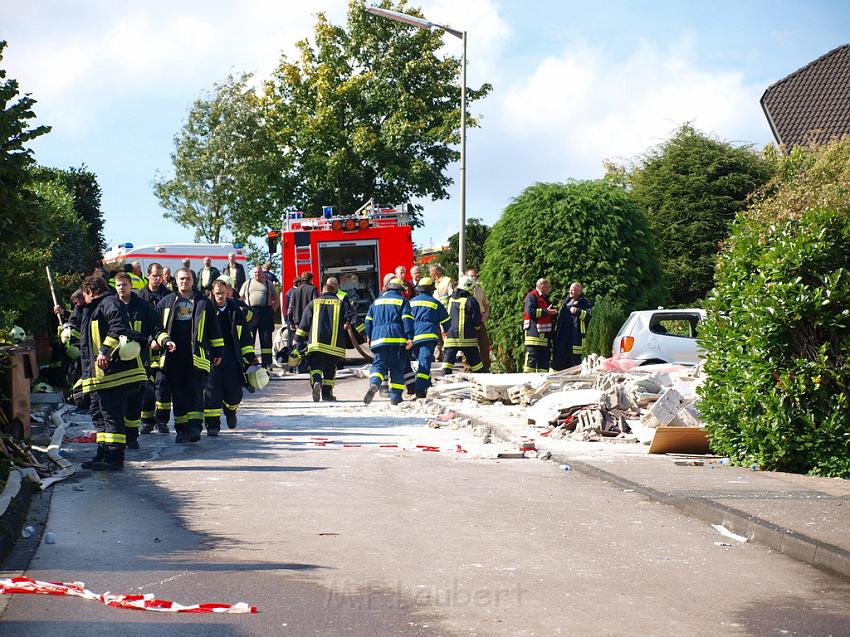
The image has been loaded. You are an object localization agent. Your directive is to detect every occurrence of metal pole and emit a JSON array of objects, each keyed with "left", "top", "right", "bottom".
[{"left": 458, "top": 31, "right": 467, "bottom": 281}]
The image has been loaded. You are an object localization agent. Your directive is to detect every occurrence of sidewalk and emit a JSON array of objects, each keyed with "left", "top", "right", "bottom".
[{"left": 430, "top": 399, "right": 850, "bottom": 580}]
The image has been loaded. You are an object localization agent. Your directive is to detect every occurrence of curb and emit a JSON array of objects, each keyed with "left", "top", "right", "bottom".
[{"left": 467, "top": 410, "right": 850, "bottom": 581}]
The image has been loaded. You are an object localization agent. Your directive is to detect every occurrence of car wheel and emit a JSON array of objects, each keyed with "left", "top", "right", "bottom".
[{"left": 639, "top": 358, "right": 668, "bottom": 366}]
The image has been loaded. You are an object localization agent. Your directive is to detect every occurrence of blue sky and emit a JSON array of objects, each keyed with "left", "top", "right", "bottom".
[{"left": 2, "top": 0, "right": 848, "bottom": 252}]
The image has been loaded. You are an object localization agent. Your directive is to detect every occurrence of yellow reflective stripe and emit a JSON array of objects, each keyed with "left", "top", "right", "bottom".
[
  {"left": 365, "top": 316, "right": 373, "bottom": 321},
  {"left": 413, "top": 333, "right": 439, "bottom": 342},
  {"left": 174, "top": 415, "right": 188, "bottom": 424},
  {"left": 241, "top": 345, "right": 254, "bottom": 355},
  {"left": 187, "top": 411, "right": 203, "bottom": 420},
  {"left": 91, "top": 321, "right": 105, "bottom": 378},
  {"left": 524, "top": 336, "right": 549, "bottom": 346},
  {"left": 370, "top": 337, "right": 407, "bottom": 347},
  {"left": 141, "top": 410, "right": 155, "bottom": 419},
  {"left": 440, "top": 316, "right": 451, "bottom": 324},
  {"left": 125, "top": 419, "right": 141, "bottom": 428},
  {"left": 237, "top": 325, "right": 243, "bottom": 340},
  {"left": 572, "top": 346, "right": 583, "bottom": 354},
  {"left": 469, "top": 362, "right": 484, "bottom": 371},
  {"left": 389, "top": 383, "right": 405, "bottom": 390},
  {"left": 579, "top": 309, "right": 587, "bottom": 334},
  {"left": 402, "top": 314, "right": 414, "bottom": 320},
  {"left": 411, "top": 300, "right": 439, "bottom": 309},
  {"left": 355, "top": 323, "right": 365, "bottom": 333},
  {"left": 296, "top": 328, "right": 308, "bottom": 337},
  {"left": 197, "top": 309, "right": 206, "bottom": 344},
  {"left": 204, "top": 408, "right": 222, "bottom": 417},
  {"left": 210, "top": 338, "right": 225, "bottom": 347},
  {"left": 444, "top": 338, "right": 478, "bottom": 347},
  {"left": 192, "top": 355, "right": 211, "bottom": 372},
  {"left": 322, "top": 379, "right": 335, "bottom": 386},
  {"left": 132, "top": 320, "right": 142, "bottom": 331},
  {"left": 155, "top": 401, "right": 172, "bottom": 410},
  {"left": 82, "top": 366, "right": 147, "bottom": 392},
  {"left": 307, "top": 343, "right": 345, "bottom": 357},
  {"left": 370, "top": 372, "right": 385, "bottom": 381},
  {"left": 416, "top": 372, "right": 430, "bottom": 380},
  {"left": 101, "top": 432, "right": 126, "bottom": 444},
  {"left": 375, "top": 298, "right": 403, "bottom": 306},
  {"left": 223, "top": 402, "right": 239, "bottom": 410}
]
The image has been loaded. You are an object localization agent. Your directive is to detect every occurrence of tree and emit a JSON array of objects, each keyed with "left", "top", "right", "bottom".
[
  {"left": 154, "top": 73, "right": 283, "bottom": 244},
  {"left": 437, "top": 217, "right": 490, "bottom": 276},
  {"left": 0, "top": 40, "right": 50, "bottom": 335},
  {"left": 699, "top": 138, "right": 850, "bottom": 478},
  {"left": 625, "top": 125, "right": 773, "bottom": 306},
  {"left": 479, "top": 180, "right": 664, "bottom": 371},
  {"left": 262, "top": 0, "right": 492, "bottom": 224}
]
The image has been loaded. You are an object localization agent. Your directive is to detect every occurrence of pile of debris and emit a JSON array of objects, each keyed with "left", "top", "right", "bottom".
[{"left": 431, "top": 356, "right": 706, "bottom": 449}]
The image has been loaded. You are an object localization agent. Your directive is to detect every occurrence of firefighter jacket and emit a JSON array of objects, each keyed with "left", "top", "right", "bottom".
[
  {"left": 336, "top": 288, "right": 365, "bottom": 335},
  {"left": 154, "top": 292, "right": 224, "bottom": 373},
  {"left": 79, "top": 294, "right": 148, "bottom": 394},
  {"left": 409, "top": 292, "right": 450, "bottom": 344},
  {"left": 523, "top": 288, "right": 554, "bottom": 347},
  {"left": 123, "top": 292, "right": 158, "bottom": 368},
  {"left": 554, "top": 296, "right": 593, "bottom": 355},
  {"left": 295, "top": 292, "right": 358, "bottom": 358},
  {"left": 444, "top": 290, "right": 481, "bottom": 348},
  {"left": 60, "top": 305, "right": 83, "bottom": 351},
  {"left": 139, "top": 284, "right": 169, "bottom": 309},
  {"left": 235, "top": 298, "right": 257, "bottom": 332},
  {"left": 214, "top": 299, "right": 258, "bottom": 367},
  {"left": 364, "top": 289, "right": 414, "bottom": 349}
]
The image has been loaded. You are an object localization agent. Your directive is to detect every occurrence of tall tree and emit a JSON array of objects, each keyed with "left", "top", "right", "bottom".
[
  {"left": 0, "top": 40, "right": 50, "bottom": 334},
  {"left": 625, "top": 124, "right": 773, "bottom": 306},
  {"left": 263, "top": 0, "right": 492, "bottom": 224},
  {"left": 437, "top": 217, "right": 491, "bottom": 276},
  {"left": 154, "top": 73, "right": 283, "bottom": 243}
]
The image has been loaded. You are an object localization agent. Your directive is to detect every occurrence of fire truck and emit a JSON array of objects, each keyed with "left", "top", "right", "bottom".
[{"left": 274, "top": 200, "right": 415, "bottom": 319}]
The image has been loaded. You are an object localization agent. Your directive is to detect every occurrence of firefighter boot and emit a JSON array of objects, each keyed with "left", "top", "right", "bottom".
[
  {"left": 126, "top": 427, "right": 140, "bottom": 450},
  {"left": 81, "top": 444, "right": 105, "bottom": 469},
  {"left": 312, "top": 382, "right": 321, "bottom": 402},
  {"left": 140, "top": 421, "right": 155, "bottom": 434},
  {"left": 91, "top": 444, "right": 124, "bottom": 471},
  {"left": 321, "top": 387, "right": 336, "bottom": 402},
  {"left": 225, "top": 408, "right": 238, "bottom": 429},
  {"left": 363, "top": 384, "right": 379, "bottom": 405},
  {"left": 205, "top": 417, "right": 221, "bottom": 437},
  {"left": 416, "top": 390, "right": 427, "bottom": 399}
]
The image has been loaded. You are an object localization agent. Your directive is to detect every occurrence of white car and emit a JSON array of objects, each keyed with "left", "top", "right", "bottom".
[{"left": 612, "top": 309, "right": 706, "bottom": 365}]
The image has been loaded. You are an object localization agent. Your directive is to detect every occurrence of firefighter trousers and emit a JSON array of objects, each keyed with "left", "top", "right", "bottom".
[
  {"left": 308, "top": 351, "right": 340, "bottom": 396},
  {"left": 403, "top": 351, "right": 417, "bottom": 395},
  {"left": 369, "top": 346, "right": 406, "bottom": 401},
  {"left": 90, "top": 385, "right": 134, "bottom": 455},
  {"left": 441, "top": 347, "right": 483, "bottom": 375},
  {"left": 413, "top": 342, "right": 437, "bottom": 394},
  {"left": 154, "top": 370, "right": 173, "bottom": 429},
  {"left": 252, "top": 305, "right": 274, "bottom": 367},
  {"left": 524, "top": 344, "right": 550, "bottom": 373},
  {"left": 204, "top": 351, "right": 243, "bottom": 429},
  {"left": 163, "top": 360, "right": 205, "bottom": 436},
  {"left": 124, "top": 383, "right": 145, "bottom": 445},
  {"left": 140, "top": 377, "right": 156, "bottom": 425}
]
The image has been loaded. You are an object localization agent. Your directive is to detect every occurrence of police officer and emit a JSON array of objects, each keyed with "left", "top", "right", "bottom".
[
  {"left": 363, "top": 278, "right": 414, "bottom": 406},
  {"left": 78, "top": 275, "right": 148, "bottom": 471},
  {"left": 552, "top": 281, "right": 593, "bottom": 371},
  {"left": 113, "top": 272, "right": 157, "bottom": 449},
  {"left": 523, "top": 278, "right": 558, "bottom": 372},
  {"left": 441, "top": 275, "right": 484, "bottom": 375},
  {"left": 153, "top": 268, "right": 224, "bottom": 443},
  {"left": 138, "top": 262, "right": 170, "bottom": 433},
  {"left": 408, "top": 277, "right": 450, "bottom": 398},
  {"left": 295, "top": 281, "right": 358, "bottom": 402},
  {"left": 204, "top": 279, "right": 258, "bottom": 433}
]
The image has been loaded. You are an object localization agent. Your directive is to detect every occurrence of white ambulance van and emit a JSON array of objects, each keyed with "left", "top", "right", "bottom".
[{"left": 102, "top": 242, "right": 249, "bottom": 275}]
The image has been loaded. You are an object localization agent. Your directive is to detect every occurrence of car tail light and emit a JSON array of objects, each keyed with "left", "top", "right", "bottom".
[{"left": 620, "top": 336, "right": 634, "bottom": 353}]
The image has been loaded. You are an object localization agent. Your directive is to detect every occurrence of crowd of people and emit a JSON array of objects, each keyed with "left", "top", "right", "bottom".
[{"left": 53, "top": 254, "right": 592, "bottom": 472}]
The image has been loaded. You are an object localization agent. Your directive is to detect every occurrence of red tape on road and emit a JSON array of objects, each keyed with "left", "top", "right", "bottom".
[{"left": 0, "top": 577, "right": 257, "bottom": 614}]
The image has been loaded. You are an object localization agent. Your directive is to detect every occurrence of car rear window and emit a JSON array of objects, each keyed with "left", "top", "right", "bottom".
[{"left": 649, "top": 314, "right": 700, "bottom": 338}]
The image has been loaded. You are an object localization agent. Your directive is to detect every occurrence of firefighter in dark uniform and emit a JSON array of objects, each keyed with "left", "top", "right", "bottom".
[
  {"left": 523, "top": 278, "right": 558, "bottom": 372},
  {"left": 204, "top": 279, "right": 259, "bottom": 433},
  {"left": 78, "top": 275, "right": 148, "bottom": 471},
  {"left": 363, "top": 278, "right": 414, "bottom": 406},
  {"left": 441, "top": 276, "right": 484, "bottom": 375},
  {"left": 113, "top": 273, "right": 158, "bottom": 449},
  {"left": 327, "top": 276, "right": 365, "bottom": 370},
  {"left": 552, "top": 281, "right": 593, "bottom": 371},
  {"left": 153, "top": 268, "right": 224, "bottom": 443},
  {"left": 295, "top": 281, "right": 358, "bottom": 402},
  {"left": 408, "top": 277, "right": 450, "bottom": 397},
  {"left": 138, "top": 262, "right": 170, "bottom": 433}
]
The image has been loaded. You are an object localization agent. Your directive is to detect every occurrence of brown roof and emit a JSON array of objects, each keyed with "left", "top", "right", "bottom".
[{"left": 760, "top": 44, "right": 850, "bottom": 149}]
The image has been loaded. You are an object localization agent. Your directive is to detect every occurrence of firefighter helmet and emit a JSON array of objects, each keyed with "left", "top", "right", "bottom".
[
  {"left": 245, "top": 364, "right": 270, "bottom": 390},
  {"left": 118, "top": 335, "right": 141, "bottom": 361},
  {"left": 387, "top": 277, "right": 405, "bottom": 291},
  {"left": 287, "top": 347, "right": 303, "bottom": 368},
  {"left": 415, "top": 276, "right": 435, "bottom": 293}
]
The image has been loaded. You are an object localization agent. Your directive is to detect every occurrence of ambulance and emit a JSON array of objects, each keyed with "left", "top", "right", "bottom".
[
  {"left": 102, "top": 242, "right": 248, "bottom": 275},
  {"left": 272, "top": 200, "right": 415, "bottom": 319}
]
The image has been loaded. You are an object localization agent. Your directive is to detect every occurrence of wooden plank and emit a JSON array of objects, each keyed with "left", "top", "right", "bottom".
[{"left": 648, "top": 426, "right": 710, "bottom": 454}]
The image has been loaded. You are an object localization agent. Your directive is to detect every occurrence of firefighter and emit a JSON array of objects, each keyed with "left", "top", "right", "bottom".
[
  {"left": 113, "top": 273, "right": 158, "bottom": 449},
  {"left": 138, "top": 262, "right": 170, "bottom": 433},
  {"left": 363, "top": 278, "right": 414, "bottom": 406},
  {"left": 108, "top": 263, "right": 145, "bottom": 290},
  {"left": 552, "top": 281, "right": 593, "bottom": 371},
  {"left": 408, "top": 277, "right": 450, "bottom": 398},
  {"left": 523, "top": 278, "right": 558, "bottom": 372},
  {"left": 204, "top": 279, "right": 258, "bottom": 433},
  {"left": 295, "top": 281, "right": 358, "bottom": 401},
  {"left": 77, "top": 275, "right": 148, "bottom": 471},
  {"left": 441, "top": 276, "right": 484, "bottom": 375},
  {"left": 153, "top": 268, "right": 224, "bottom": 443},
  {"left": 327, "top": 276, "right": 365, "bottom": 371}
]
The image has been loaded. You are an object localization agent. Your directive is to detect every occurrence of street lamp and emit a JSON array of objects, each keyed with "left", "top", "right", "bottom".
[{"left": 365, "top": 6, "right": 467, "bottom": 280}]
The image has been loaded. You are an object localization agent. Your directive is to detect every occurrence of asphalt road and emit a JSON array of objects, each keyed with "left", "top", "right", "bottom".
[{"left": 2, "top": 374, "right": 850, "bottom": 636}]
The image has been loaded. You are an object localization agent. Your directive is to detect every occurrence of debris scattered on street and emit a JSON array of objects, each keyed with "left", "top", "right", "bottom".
[{"left": 711, "top": 524, "right": 748, "bottom": 543}]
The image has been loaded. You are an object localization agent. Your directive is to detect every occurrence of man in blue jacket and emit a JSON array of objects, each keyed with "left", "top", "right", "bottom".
[
  {"left": 363, "top": 278, "right": 414, "bottom": 406},
  {"left": 408, "top": 277, "right": 450, "bottom": 398}
]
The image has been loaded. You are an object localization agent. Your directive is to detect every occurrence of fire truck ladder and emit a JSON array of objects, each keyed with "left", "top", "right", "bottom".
[{"left": 293, "top": 232, "right": 313, "bottom": 270}]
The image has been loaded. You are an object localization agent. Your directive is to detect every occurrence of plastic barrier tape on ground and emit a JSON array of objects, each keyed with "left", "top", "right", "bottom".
[{"left": 0, "top": 577, "right": 258, "bottom": 614}]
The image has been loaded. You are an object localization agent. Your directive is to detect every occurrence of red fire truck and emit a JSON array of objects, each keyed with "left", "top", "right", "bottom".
[{"left": 274, "top": 200, "right": 415, "bottom": 320}]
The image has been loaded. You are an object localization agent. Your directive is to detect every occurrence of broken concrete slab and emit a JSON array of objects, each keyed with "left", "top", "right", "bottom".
[
  {"left": 641, "top": 388, "right": 687, "bottom": 428},
  {"left": 526, "top": 389, "right": 602, "bottom": 426}
]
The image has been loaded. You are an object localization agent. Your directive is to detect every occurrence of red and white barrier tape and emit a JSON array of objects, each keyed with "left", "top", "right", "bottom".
[{"left": 0, "top": 577, "right": 257, "bottom": 614}]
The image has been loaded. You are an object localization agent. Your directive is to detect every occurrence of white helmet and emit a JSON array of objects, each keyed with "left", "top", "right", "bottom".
[
  {"left": 60, "top": 326, "right": 73, "bottom": 345},
  {"left": 118, "top": 335, "right": 141, "bottom": 361},
  {"left": 10, "top": 325, "right": 26, "bottom": 343},
  {"left": 245, "top": 364, "right": 270, "bottom": 390},
  {"left": 457, "top": 275, "right": 475, "bottom": 291}
]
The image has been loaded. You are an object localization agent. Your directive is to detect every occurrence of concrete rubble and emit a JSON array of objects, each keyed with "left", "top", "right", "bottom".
[{"left": 430, "top": 356, "right": 707, "bottom": 450}]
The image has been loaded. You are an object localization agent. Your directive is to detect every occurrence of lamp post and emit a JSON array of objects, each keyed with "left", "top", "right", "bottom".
[{"left": 365, "top": 6, "right": 467, "bottom": 280}]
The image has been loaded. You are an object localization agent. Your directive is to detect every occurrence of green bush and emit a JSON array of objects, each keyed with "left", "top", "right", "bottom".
[
  {"left": 699, "top": 138, "right": 850, "bottom": 478},
  {"left": 480, "top": 180, "right": 664, "bottom": 370},
  {"left": 582, "top": 296, "right": 626, "bottom": 357}
]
